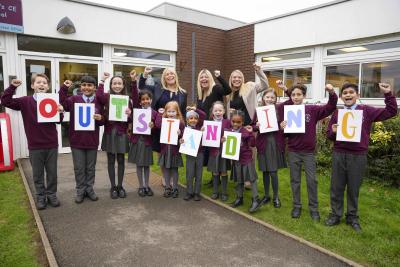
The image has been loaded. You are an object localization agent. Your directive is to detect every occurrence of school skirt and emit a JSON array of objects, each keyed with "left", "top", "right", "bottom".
[
  {"left": 231, "top": 160, "right": 258, "bottom": 183},
  {"left": 128, "top": 136, "right": 153, "bottom": 167},
  {"left": 257, "top": 134, "right": 287, "bottom": 172},
  {"left": 101, "top": 128, "right": 129, "bottom": 154},
  {"left": 158, "top": 145, "right": 183, "bottom": 168},
  {"left": 207, "top": 151, "right": 231, "bottom": 173}
]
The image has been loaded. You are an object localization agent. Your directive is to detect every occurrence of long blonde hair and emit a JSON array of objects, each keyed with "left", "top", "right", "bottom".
[
  {"left": 229, "top": 70, "right": 251, "bottom": 98},
  {"left": 161, "top": 67, "right": 186, "bottom": 93},
  {"left": 197, "top": 69, "right": 216, "bottom": 102},
  {"left": 163, "top": 101, "right": 184, "bottom": 123}
]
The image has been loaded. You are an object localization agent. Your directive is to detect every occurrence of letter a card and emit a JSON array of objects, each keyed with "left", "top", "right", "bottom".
[
  {"left": 221, "top": 131, "right": 241, "bottom": 160},
  {"left": 179, "top": 127, "right": 202, "bottom": 157},
  {"left": 132, "top": 108, "right": 151, "bottom": 135},
  {"left": 336, "top": 109, "right": 363, "bottom": 142}
]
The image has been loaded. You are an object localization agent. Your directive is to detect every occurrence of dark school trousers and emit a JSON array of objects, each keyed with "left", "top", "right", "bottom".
[
  {"left": 71, "top": 148, "right": 97, "bottom": 196},
  {"left": 29, "top": 148, "right": 58, "bottom": 198},
  {"left": 330, "top": 151, "right": 367, "bottom": 220},
  {"left": 185, "top": 152, "right": 204, "bottom": 195},
  {"left": 288, "top": 151, "right": 318, "bottom": 212}
]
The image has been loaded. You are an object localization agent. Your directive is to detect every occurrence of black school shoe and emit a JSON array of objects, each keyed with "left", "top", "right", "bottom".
[
  {"left": 47, "top": 195, "right": 60, "bottom": 207},
  {"left": 260, "top": 196, "right": 271, "bottom": 205},
  {"left": 145, "top": 187, "right": 154, "bottom": 197},
  {"left": 138, "top": 188, "right": 146, "bottom": 197},
  {"left": 220, "top": 194, "right": 228, "bottom": 202},
  {"left": 310, "top": 211, "right": 321, "bottom": 222},
  {"left": 183, "top": 193, "right": 194, "bottom": 201},
  {"left": 172, "top": 188, "right": 179, "bottom": 198},
  {"left": 193, "top": 194, "right": 201, "bottom": 201},
  {"left": 110, "top": 186, "right": 119, "bottom": 199},
  {"left": 346, "top": 217, "right": 362, "bottom": 232},
  {"left": 325, "top": 213, "right": 341, "bottom": 226},
  {"left": 273, "top": 198, "right": 281, "bottom": 208},
  {"left": 118, "top": 186, "right": 126, "bottom": 198},
  {"left": 211, "top": 193, "right": 219, "bottom": 200},
  {"left": 86, "top": 191, "right": 98, "bottom": 201},
  {"left": 249, "top": 197, "right": 262, "bottom": 213},
  {"left": 230, "top": 197, "right": 243, "bottom": 208},
  {"left": 163, "top": 187, "right": 172, "bottom": 198},
  {"left": 37, "top": 196, "right": 47, "bottom": 210},
  {"left": 75, "top": 194, "right": 84, "bottom": 204},
  {"left": 291, "top": 207, "right": 302, "bottom": 218}
]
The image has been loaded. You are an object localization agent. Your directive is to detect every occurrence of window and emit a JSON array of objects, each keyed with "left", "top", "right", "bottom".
[
  {"left": 327, "top": 40, "right": 400, "bottom": 56},
  {"left": 326, "top": 64, "right": 359, "bottom": 96},
  {"left": 263, "top": 68, "right": 312, "bottom": 98},
  {"left": 112, "top": 64, "right": 163, "bottom": 86},
  {"left": 325, "top": 61, "right": 400, "bottom": 98},
  {"left": 18, "top": 35, "right": 102, "bottom": 57},
  {"left": 361, "top": 60, "right": 400, "bottom": 98},
  {"left": 261, "top": 52, "right": 311, "bottom": 62},
  {"left": 113, "top": 48, "right": 170, "bottom": 62}
]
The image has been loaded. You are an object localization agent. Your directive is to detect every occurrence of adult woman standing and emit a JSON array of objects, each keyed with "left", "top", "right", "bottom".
[
  {"left": 227, "top": 63, "right": 269, "bottom": 125},
  {"left": 139, "top": 66, "right": 187, "bottom": 115},
  {"left": 196, "top": 69, "right": 231, "bottom": 118}
]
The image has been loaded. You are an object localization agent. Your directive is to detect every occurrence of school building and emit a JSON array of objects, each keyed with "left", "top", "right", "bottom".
[{"left": 0, "top": 0, "right": 399, "bottom": 159}]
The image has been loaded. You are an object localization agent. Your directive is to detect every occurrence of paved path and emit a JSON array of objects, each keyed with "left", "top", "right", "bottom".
[{"left": 21, "top": 152, "right": 348, "bottom": 267}]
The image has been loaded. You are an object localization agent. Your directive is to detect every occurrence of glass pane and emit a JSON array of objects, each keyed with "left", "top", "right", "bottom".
[
  {"left": 24, "top": 59, "right": 52, "bottom": 96},
  {"left": 18, "top": 35, "right": 102, "bottom": 57},
  {"left": 114, "top": 48, "right": 170, "bottom": 61},
  {"left": 264, "top": 70, "right": 283, "bottom": 96},
  {"left": 261, "top": 52, "right": 311, "bottom": 62},
  {"left": 327, "top": 40, "right": 400, "bottom": 55},
  {"left": 325, "top": 64, "right": 359, "bottom": 96},
  {"left": 59, "top": 62, "right": 98, "bottom": 148},
  {"left": 0, "top": 57, "right": 4, "bottom": 112},
  {"left": 285, "top": 68, "right": 312, "bottom": 98},
  {"left": 113, "top": 64, "right": 163, "bottom": 87},
  {"left": 361, "top": 60, "right": 400, "bottom": 98}
]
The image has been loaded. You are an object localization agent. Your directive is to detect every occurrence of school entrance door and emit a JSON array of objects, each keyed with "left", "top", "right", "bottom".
[{"left": 19, "top": 55, "right": 100, "bottom": 156}]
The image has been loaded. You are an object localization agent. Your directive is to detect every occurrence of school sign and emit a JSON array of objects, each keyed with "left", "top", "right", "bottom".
[{"left": 0, "top": 0, "right": 23, "bottom": 33}]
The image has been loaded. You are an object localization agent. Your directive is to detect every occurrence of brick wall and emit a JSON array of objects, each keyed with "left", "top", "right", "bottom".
[{"left": 176, "top": 22, "right": 255, "bottom": 103}]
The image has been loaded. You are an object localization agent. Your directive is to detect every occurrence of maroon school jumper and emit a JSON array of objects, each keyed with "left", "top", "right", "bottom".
[
  {"left": 286, "top": 92, "right": 338, "bottom": 153},
  {"left": 327, "top": 92, "right": 397, "bottom": 154},
  {"left": 226, "top": 127, "right": 256, "bottom": 165},
  {"left": 59, "top": 85, "right": 104, "bottom": 149},
  {"left": 1, "top": 85, "right": 60, "bottom": 150}
]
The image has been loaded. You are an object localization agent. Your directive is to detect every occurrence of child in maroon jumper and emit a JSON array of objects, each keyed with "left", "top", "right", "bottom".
[
  {"left": 1, "top": 75, "right": 64, "bottom": 210},
  {"left": 226, "top": 110, "right": 261, "bottom": 213},
  {"left": 325, "top": 82, "right": 397, "bottom": 232},
  {"left": 155, "top": 101, "right": 185, "bottom": 198},
  {"left": 207, "top": 101, "right": 231, "bottom": 201},
  {"left": 253, "top": 84, "right": 291, "bottom": 208},
  {"left": 97, "top": 72, "right": 133, "bottom": 199},
  {"left": 280, "top": 83, "right": 337, "bottom": 221},
  {"left": 128, "top": 89, "right": 158, "bottom": 197},
  {"left": 59, "top": 76, "right": 104, "bottom": 204}
]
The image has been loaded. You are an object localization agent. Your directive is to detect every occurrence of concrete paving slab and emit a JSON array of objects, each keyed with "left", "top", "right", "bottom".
[{"left": 21, "top": 152, "right": 349, "bottom": 267}]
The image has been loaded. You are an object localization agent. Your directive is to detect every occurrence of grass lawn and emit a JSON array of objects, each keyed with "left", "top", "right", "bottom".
[
  {"left": 152, "top": 154, "right": 400, "bottom": 267},
  {"left": 0, "top": 168, "right": 43, "bottom": 267}
]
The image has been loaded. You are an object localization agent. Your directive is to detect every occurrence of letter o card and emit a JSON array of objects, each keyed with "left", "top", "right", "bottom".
[
  {"left": 37, "top": 93, "right": 60, "bottom": 122},
  {"left": 179, "top": 127, "right": 202, "bottom": 157},
  {"left": 256, "top": 106, "right": 279, "bottom": 133},
  {"left": 336, "top": 109, "right": 363, "bottom": 142},
  {"left": 132, "top": 108, "right": 151, "bottom": 135},
  {"left": 109, "top": 95, "right": 129, "bottom": 122},
  {"left": 222, "top": 131, "right": 241, "bottom": 160},
  {"left": 160, "top": 118, "right": 180, "bottom": 145},
  {"left": 202, "top": 120, "right": 222, "bottom": 147}
]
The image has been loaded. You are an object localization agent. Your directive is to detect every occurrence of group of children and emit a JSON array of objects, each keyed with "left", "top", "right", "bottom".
[{"left": 1, "top": 71, "right": 397, "bottom": 233}]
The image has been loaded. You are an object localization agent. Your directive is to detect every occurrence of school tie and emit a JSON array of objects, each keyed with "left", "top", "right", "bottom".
[{"left": 86, "top": 98, "right": 90, "bottom": 103}]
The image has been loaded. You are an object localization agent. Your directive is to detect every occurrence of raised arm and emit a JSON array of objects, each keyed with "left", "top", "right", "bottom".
[
  {"left": 214, "top": 70, "right": 232, "bottom": 96},
  {"left": 326, "top": 111, "right": 338, "bottom": 141},
  {"left": 369, "top": 83, "right": 398, "bottom": 122},
  {"left": 1, "top": 80, "right": 23, "bottom": 110},
  {"left": 96, "top": 72, "right": 110, "bottom": 106},
  {"left": 316, "top": 84, "right": 338, "bottom": 120},
  {"left": 254, "top": 63, "right": 269, "bottom": 94},
  {"left": 59, "top": 80, "right": 73, "bottom": 112}
]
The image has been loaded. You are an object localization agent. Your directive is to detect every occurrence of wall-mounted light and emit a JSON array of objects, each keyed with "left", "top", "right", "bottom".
[
  {"left": 57, "top": 17, "right": 76, "bottom": 34},
  {"left": 114, "top": 52, "right": 127, "bottom": 57}
]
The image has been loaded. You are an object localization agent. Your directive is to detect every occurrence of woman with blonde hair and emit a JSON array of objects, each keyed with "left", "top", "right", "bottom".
[
  {"left": 227, "top": 63, "right": 269, "bottom": 125},
  {"left": 196, "top": 69, "right": 231, "bottom": 118}
]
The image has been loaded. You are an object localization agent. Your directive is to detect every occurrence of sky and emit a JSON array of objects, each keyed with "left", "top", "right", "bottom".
[{"left": 84, "top": 0, "right": 335, "bottom": 23}]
